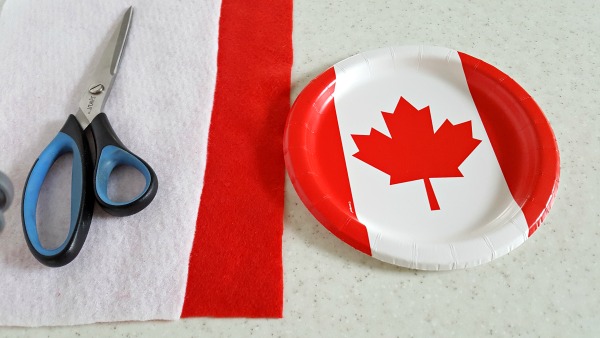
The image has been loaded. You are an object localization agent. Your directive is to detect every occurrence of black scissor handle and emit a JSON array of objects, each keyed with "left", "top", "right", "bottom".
[
  {"left": 22, "top": 115, "right": 95, "bottom": 267},
  {"left": 90, "top": 113, "right": 158, "bottom": 217}
]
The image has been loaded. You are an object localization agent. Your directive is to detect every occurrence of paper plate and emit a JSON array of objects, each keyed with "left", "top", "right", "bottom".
[{"left": 284, "top": 46, "right": 559, "bottom": 270}]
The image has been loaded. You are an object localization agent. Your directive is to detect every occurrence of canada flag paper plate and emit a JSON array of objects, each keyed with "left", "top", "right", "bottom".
[{"left": 284, "top": 45, "right": 560, "bottom": 270}]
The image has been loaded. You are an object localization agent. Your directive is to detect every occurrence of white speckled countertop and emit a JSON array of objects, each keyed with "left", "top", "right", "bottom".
[{"left": 2, "top": 0, "right": 599, "bottom": 337}]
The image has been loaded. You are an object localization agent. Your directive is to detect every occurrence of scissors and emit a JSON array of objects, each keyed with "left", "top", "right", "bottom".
[
  {"left": 0, "top": 171, "right": 14, "bottom": 233},
  {"left": 22, "top": 7, "right": 158, "bottom": 267}
]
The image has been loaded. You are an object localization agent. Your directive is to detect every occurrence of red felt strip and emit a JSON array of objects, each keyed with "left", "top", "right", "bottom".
[
  {"left": 458, "top": 52, "right": 559, "bottom": 237},
  {"left": 181, "top": 0, "right": 292, "bottom": 318}
]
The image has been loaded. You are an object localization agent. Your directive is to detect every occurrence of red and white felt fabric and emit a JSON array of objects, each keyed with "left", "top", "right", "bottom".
[{"left": 0, "top": 0, "right": 290, "bottom": 326}]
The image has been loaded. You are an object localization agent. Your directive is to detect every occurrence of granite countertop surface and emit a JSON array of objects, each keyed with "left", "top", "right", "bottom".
[{"left": 2, "top": 0, "right": 599, "bottom": 337}]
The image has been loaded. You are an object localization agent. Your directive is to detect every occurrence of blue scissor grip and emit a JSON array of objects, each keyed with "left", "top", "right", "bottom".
[
  {"left": 95, "top": 145, "right": 152, "bottom": 206},
  {"left": 21, "top": 115, "right": 94, "bottom": 267},
  {"left": 90, "top": 113, "right": 158, "bottom": 217}
]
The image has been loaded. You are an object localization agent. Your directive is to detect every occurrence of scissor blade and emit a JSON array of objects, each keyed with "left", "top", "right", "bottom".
[
  {"left": 75, "top": 7, "right": 133, "bottom": 130},
  {"left": 109, "top": 6, "right": 133, "bottom": 75}
]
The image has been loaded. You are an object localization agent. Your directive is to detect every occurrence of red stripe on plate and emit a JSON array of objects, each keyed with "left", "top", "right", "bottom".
[
  {"left": 458, "top": 52, "right": 559, "bottom": 237},
  {"left": 284, "top": 67, "right": 372, "bottom": 255},
  {"left": 181, "top": 0, "right": 292, "bottom": 318}
]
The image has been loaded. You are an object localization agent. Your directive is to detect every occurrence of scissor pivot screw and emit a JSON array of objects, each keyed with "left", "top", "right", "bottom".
[{"left": 89, "top": 84, "right": 105, "bottom": 95}]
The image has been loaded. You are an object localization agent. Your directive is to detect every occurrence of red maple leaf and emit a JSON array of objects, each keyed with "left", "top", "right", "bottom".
[{"left": 351, "top": 97, "right": 482, "bottom": 210}]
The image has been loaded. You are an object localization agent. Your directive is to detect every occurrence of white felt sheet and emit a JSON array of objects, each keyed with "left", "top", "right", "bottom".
[{"left": 0, "top": 0, "right": 221, "bottom": 326}]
